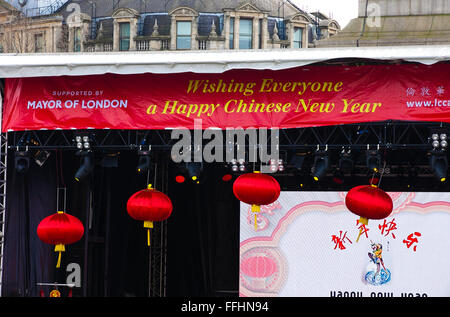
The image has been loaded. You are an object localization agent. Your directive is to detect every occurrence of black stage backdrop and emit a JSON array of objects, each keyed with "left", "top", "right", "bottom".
[{"left": 2, "top": 150, "right": 239, "bottom": 297}]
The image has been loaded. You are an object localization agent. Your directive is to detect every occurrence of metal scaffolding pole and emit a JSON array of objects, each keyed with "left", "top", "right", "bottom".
[{"left": 0, "top": 133, "right": 8, "bottom": 296}]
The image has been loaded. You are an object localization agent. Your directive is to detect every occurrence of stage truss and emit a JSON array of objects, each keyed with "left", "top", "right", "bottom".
[{"left": 2, "top": 120, "right": 449, "bottom": 296}]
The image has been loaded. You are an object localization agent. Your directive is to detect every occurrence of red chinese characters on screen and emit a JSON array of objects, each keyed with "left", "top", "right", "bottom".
[
  {"left": 378, "top": 218, "right": 397, "bottom": 239},
  {"left": 403, "top": 232, "right": 422, "bottom": 252},
  {"left": 331, "top": 231, "right": 353, "bottom": 250}
]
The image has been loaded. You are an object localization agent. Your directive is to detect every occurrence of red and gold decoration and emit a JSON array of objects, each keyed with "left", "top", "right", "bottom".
[
  {"left": 126, "top": 184, "right": 173, "bottom": 246},
  {"left": 345, "top": 185, "right": 393, "bottom": 241},
  {"left": 37, "top": 211, "right": 84, "bottom": 268},
  {"left": 233, "top": 171, "right": 280, "bottom": 231}
]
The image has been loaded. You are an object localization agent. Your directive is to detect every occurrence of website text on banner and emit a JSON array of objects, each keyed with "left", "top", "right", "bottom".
[{"left": 3, "top": 63, "right": 450, "bottom": 131}]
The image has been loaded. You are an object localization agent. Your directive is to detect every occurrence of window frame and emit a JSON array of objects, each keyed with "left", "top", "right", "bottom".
[
  {"left": 119, "top": 22, "right": 130, "bottom": 51},
  {"left": 176, "top": 20, "right": 192, "bottom": 50},
  {"left": 293, "top": 27, "right": 303, "bottom": 49},
  {"left": 239, "top": 18, "right": 253, "bottom": 50}
]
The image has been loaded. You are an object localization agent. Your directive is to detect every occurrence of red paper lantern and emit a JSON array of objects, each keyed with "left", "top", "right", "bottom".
[
  {"left": 37, "top": 211, "right": 84, "bottom": 268},
  {"left": 127, "top": 184, "right": 173, "bottom": 246},
  {"left": 345, "top": 185, "right": 393, "bottom": 241},
  {"left": 241, "top": 255, "right": 277, "bottom": 278},
  {"left": 233, "top": 171, "right": 280, "bottom": 230}
]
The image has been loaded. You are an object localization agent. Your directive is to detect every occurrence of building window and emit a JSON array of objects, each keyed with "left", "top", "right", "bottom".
[
  {"left": 74, "top": 27, "right": 81, "bottom": 52},
  {"left": 176, "top": 21, "right": 191, "bottom": 50},
  {"left": 239, "top": 18, "right": 252, "bottom": 49},
  {"left": 229, "top": 17, "right": 234, "bottom": 49},
  {"left": 119, "top": 22, "right": 130, "bottom": 51},
  {"left": 34, "top": 33, "right": 44, "bottom": 53},
  {"left": 293, "top": 27, "right": 303, "bottom": 48}
]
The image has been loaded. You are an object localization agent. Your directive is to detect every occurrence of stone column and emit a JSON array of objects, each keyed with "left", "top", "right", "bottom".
[
  {"left": 303, "top": 25, "right": 308, "bottom": 48},
  {"left": 130, "top": 18, "right": 138, "bottom": 51},
  {"left": 170, "top": 16, "right": 176, "bottom": 50},
  {"left": 191, "top": 17, "right": 197, "bottom": 50},
  {"left": 261, "top": 17, "right": 268, "bottom": 49},
  {"left": 234, "top": 16, "right": 239, "bottom": 50},
  {"left": 68, "top": 27, "right": 74, "bottom": 52},
  {"left": 113, "top": 21, "right": 119, "bottom": 51},
  {"left": 252, "top": 17, "right": 258, "bottom": 49},
  {"left": 224, "top": 15, "right": 230, "bottom": 49}
]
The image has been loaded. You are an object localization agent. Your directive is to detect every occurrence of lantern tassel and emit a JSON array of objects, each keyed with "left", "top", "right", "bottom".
[
  {"left": 252, "top": 205, "right": 260, "bottom": 231},
  {"left": 144, "top": 221, "right": 153, "bottom": 246},
  {"left": 54, "top": 244, "right": 65, "bottom": 268},
  {"left": 356, "top": 217, "right": 368, "bottom": 243}
]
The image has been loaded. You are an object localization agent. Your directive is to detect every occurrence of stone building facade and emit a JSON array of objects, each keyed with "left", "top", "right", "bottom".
[
  {"left": 0, "top": 0, "right": 341, "bottom": 53},
  {"left": 315, "top": 0, "right": 450, "bottom": 47}
]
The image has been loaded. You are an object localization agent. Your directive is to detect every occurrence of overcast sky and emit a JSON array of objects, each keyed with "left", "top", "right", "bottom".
[{"left": 292, "top": 0, "right": 359, "bottom": 28}]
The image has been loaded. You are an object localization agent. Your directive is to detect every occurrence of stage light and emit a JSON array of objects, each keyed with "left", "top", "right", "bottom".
[
  {"left": 74, "top": 153, "right": 94, "bottom": 181},
  {"left": 187, "top": 162, "right": 202, "bottom": 182},
  {"left": 278, "top": 159, "right": 284, "bottom": 172},
  {"left": 366, "top": 150, "right": 381, "bottom": 173},
  {"left": 136, "top": 155, "right": 151, "bottom": 173},
  {"left": 222, "top": 174, "right": 232, "bottom": 182},
  {"left": 136, "top": 146, "right": 151, "bottom": 173},
  {"left": 432, "top": 140, "right": 440, "bottom": 148},
  {"left": 175, "top": 175, "right": 185, "bottom": 183},
  {"left": 432, "top": 133, "right": 439, "bottom": 141},
  {"left": 15, "top": 151, "right": 30, "bottom": 173},
  {"left": 75, "top": 134, "right": 91, "bottom": 150},
  {"left": 312, "top": 151, "right": 329, "bottom": 181},
  {"left": 429, "top": 151, "right": 448, "bottom": 182},
  {"left": 339, "top": 148, "right": 353, "bottom": 173},
  {"left": 238, "top": 158, "right": 245, "bottom": 172},
  {"left": 230, "top": 158, "right": 238, "bottom": 172},
  {"left": 441, "top": 140, "right": 448, "bottom": 148},
  {"left": 441, "top": 133, "right": 447, "bottom": 141}
]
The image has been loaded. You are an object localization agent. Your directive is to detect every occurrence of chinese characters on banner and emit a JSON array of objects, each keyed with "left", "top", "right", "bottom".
[{"left": 332, "top": 218, "right": 421, "bottom": 252}]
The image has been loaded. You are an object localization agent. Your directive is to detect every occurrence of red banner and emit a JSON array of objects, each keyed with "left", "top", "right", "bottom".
[{"left": 3, "top": 63, "right": 450, "bottom": 132}]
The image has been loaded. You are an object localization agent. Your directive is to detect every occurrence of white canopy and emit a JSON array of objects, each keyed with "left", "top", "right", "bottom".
[{"left": 1, "top": 45, "right": 450, "bottom": 78}]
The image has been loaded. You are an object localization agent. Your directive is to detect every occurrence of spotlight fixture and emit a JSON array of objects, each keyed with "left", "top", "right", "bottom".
[
  {"left": 366, "top": 149, "right": 381, "bottom": 173},
  {"left": 429, "top": 150, "right": 448, "bottom": 182},
  {"left": 230, "top": 159, "right": 239, "bottom": 172},
  {"left": 339, "top": 148, "right": 353, "bottom": 173},
  {"left": 75, "top": 134, "right": 91, "bottom": 151},
  {"left": 15, "top": 150, "right": 30, "bottom": 173},
  {"left": 238, "top": 158, "right": 246, "bottom": 172},
  {"left": 277, "top": 159, "right": 285, "bottom": 172},
  {"left": 74, "top": 152, "right": 94, "bottom": 181},
  {"left": 222, "top": 174, "right": 232, "bottom": 182},
  {"left": 269, "top": 158, "right": 278, "bottom": 173},
  {"left": 312, "top": 150, "right": 330, "bottom": 181},
  {"left": 430, "top": 132, "right": 448, "bottom": 149},
  {"left": 187, "top": 162, "right": 202, "bottom": 183},
  {"left": 175, "top": 175, "right": 186, "bottom": 183}
]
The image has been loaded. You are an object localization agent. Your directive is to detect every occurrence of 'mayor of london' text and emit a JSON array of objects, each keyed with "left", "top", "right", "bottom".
[{"left": 27, "top": 99, "right": 128, "bottom": 109}]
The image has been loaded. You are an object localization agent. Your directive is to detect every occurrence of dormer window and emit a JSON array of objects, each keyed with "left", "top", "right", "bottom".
[
  {"left": 239, "top": 18, "right": 253, "bottom": 49},
  {"left": 176, "top": 21, "right": 191, "bottom": 49},
  {"left": 119, "top": 22, "right": 130, "bottom": 51},
  {"left": 293, "top": 27, "right": 302, "bottom": 48}
]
